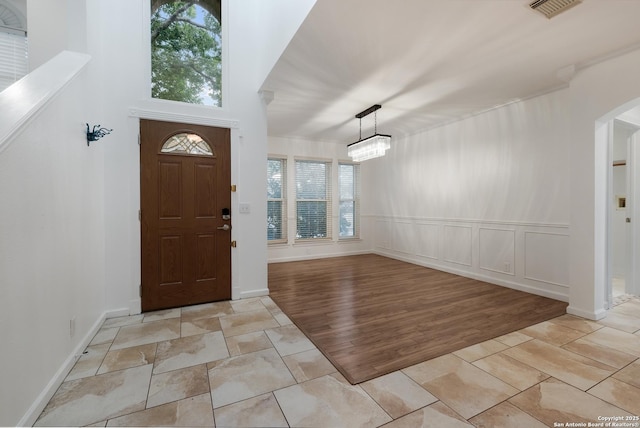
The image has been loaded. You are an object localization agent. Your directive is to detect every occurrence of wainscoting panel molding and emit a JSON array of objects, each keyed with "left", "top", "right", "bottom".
[
  {"left": 415, "top": 222, "right": 439, "bottom": 260},
  {"left": 524, "top": 231, "right": 570, "bottom": 288},
  {"left": 443, "top": 225, "right": 473, "bottom": 267},
  {"left": 392, "top": 221, "right": 415, "bottom": 255},
  {"left": 479, "top": 228, "right": 516, "bottom": 276},
  {"left": 375, "top": 219, "right": 392, "bottom": 250},
  {"left": 373, "top": 216, "right": 570, "bottom": 301}
]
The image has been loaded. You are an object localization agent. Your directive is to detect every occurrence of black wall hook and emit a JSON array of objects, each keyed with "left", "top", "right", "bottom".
[{"left": 86, "top": 123, "right": 113, "bottom": 146}]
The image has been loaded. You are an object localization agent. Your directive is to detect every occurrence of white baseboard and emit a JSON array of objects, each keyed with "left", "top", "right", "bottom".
[
  {"left": 567, "top": 305, "right": 607, "bottom": 321},
  {"left": 18, "top": 312, "right": 107, "bottom": 427},
  {"left": 129, "top": 299, "right": 141, "bottom": 315},
  {"left": 240, "top": 288, "right": 270, "bottom": 299},
  {"left": 106, "top": 307, "right": 132, "bottom": 319},
  {"left": 375, "top": 250, "right": 570, "bottom": 303},
  {"left": 268, "top": 249, "right": 370, "bottom": 264}
]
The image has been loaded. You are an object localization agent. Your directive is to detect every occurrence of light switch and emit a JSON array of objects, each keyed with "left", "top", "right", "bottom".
[{"left": 239, "top": 203, "right": 251, "bottom": 214}]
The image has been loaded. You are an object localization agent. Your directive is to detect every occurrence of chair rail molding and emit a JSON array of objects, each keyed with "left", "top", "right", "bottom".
[{"left": 372, "top": 214, "right": 570, "bottom": 302}]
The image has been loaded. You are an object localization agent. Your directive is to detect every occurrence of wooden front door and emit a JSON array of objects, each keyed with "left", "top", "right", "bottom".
[{"left": 140, "top": 119, "right": 231, "bottom": 312}]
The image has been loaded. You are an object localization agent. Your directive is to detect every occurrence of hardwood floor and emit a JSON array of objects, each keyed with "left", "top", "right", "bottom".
[{"left": 268, "top": 254, "right": 568, "bottom": 384}]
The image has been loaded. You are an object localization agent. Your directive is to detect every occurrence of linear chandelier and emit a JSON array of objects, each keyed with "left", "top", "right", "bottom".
[{"left": 347, "top": 104, "right": 391, "bottom": 162}]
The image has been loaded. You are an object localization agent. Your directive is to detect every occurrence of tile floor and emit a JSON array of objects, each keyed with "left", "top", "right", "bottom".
[
  {"left": 612, "top": 277, "right": 639, "bottom": 306},
  {"left": 35, "top": 296, "right": 640, "bottom": 427}
]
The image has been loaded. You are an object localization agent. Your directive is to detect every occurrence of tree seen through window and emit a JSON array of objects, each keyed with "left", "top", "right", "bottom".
[{"left": 151, "top": 1, "right": 222, "bottom": 106}]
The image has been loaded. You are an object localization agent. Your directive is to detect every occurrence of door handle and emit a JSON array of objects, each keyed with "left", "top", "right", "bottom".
[{"left": 217, "top": 224, "right": 231, "bottom": 231}]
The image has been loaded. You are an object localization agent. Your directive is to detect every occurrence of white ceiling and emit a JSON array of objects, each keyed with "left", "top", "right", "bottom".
[{"left": 261, "top": 0, "right": 640, "bottom": 143}]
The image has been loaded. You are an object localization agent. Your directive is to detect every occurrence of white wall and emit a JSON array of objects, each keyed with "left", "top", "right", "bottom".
[
  {"left": 357, "top": 47, "right": 640, "bottom": 318},
  {"left": 27, "top": 0, "right": 87, "bottom": 70},
  {"left": 612, "top": 164, "right": 626, "bottom": 277},
  {"left": 0, "top": 59, "right": 105, "bottom": 425},
  {"left": 1, "top": 0, "right": 314, "bottom": 425},
  {"left": 268, "top": 136, "right": 372, "bottom": 262},
  {"left": 568, "top": 48, "right": 640, "bottom": 320},
  {"left": 6, "top": 0, "right": 638, "bottom": 423},
  {"left": 249, "top": 0, "right": 316, "bottom": 88},
  {"left": 611, "top": 121, "right": 633, "bottom": 279},
  {"left": 618, "top": 106, "right": 640, "bottom": 126},
  {"left": 268, "top": 57, "right": 640, "bottom": 312},
  {"left": 363, "top": 90, "right": 571, "bottom": 301},
  {"left": 81, "top": 0, "right": 316, "bottom": 313},
  {"left": 629, "top": 127, "right": 640, "bottom": 297}
]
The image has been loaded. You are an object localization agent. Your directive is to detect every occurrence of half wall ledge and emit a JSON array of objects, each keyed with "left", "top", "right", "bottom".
[{"left": 0, "top": 50, "right": 91, "bottom": 154}]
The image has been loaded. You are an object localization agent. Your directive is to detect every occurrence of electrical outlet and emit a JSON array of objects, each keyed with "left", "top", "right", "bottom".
[
  {"left": 70, "top": 317, "right": 76, "bottom": 338},
  {"left": 239, "top": 203, "right": 251, "bottom": 214},
  {"left": 504, "top": 262, "right": 511, "bottom": 273}
]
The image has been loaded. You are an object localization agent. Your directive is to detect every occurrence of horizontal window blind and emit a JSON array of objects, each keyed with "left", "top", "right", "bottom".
[
  {"left": 339, "top": 163, "right": 360, "bottom": 238},
  {"left": 0, "top": 28, "right": 28, "bottom": 92},
  {"left": 295, "top": 159, "right": 332, "bottom": 240},
  {"left": 267, "top": 157, "right": 287, "bottom": 242}
]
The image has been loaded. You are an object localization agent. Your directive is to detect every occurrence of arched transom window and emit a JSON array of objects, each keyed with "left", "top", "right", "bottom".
[
  {"left": 0, "top": 1, "right": 28, "bottom": 92},
  {"left": 161, "top": 133, "right": 215, "bottom": 156}
]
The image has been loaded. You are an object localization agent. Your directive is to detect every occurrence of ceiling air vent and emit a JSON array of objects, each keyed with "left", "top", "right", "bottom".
[{"left": 529, "top": 0, "right": 581, "bottom": 18}]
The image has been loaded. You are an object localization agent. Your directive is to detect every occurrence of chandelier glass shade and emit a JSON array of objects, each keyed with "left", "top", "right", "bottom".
[
  {"left": 348, "top": 104, "right": 390, "bottom": 162},
  {"left": 347, "top": 134, "right": 391, "bottom": 162}
]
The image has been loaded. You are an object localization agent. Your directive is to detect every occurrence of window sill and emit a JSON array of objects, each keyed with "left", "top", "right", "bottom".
[
  {"left": 338, "top": 237, "right": 362, "bottom": 243},
  {"left": 293, "top": 238, "right": 333, "bottom": 246}
]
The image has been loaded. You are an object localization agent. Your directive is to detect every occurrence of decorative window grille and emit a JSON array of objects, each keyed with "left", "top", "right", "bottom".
[{"left": 161, "top": 133, "right": 214, "bottom": 156}]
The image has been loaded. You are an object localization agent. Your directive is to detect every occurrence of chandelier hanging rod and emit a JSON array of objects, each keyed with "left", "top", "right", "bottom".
[
  {"left": 355, "top": 104, "right": 382, "bottom": 119},
  {"left": 347, "top": 103, "right": 391, "bottom": 162}
]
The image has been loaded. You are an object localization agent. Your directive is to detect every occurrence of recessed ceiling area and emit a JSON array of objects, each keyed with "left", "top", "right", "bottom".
[{"left": 261, "top": 0, "right": 640, "bottom": 143}]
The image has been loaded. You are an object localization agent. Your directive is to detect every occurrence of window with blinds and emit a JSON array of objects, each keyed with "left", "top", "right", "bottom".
[
  {"left": 267, "top": 157, "right": 287, "bottom": 243},
  {"left": 0, "top": 28, "right": 28, "bottom": 93},
  {"left": 339, "top": 162, "right": 360, "bottom": 238},
  {"left": 295, "top": 159, "right": 332, "bottom": 240}
]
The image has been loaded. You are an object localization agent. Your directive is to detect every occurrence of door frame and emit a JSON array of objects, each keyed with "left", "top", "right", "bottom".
[
  {"left": 132, "top": 109, "right": 241, "bottom": 311},
  {"left": 627, "top": 130, "right": 640, "bottom": 296},
  {"left": 140, "top": 119, "right": 232, "bottom": 311},
  {"left": 605, "top": 113, "right": 640, "bottom": 308}
]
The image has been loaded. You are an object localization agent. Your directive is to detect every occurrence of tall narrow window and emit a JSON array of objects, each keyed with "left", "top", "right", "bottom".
[
  {"left": 0, "top": 4, "right": 27, "bottom": 92},
  {"left": 267, "top": 157, "right": 287, "bottom": 243},
  {"left": 151, "top": 0, "right": 222, "bottom": 106},
  {"left": 339, "top": 163, "right": 360, "bottom": 238},
  {"left": 295, "top": 159, "right": 332, "bottom": 240}
]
